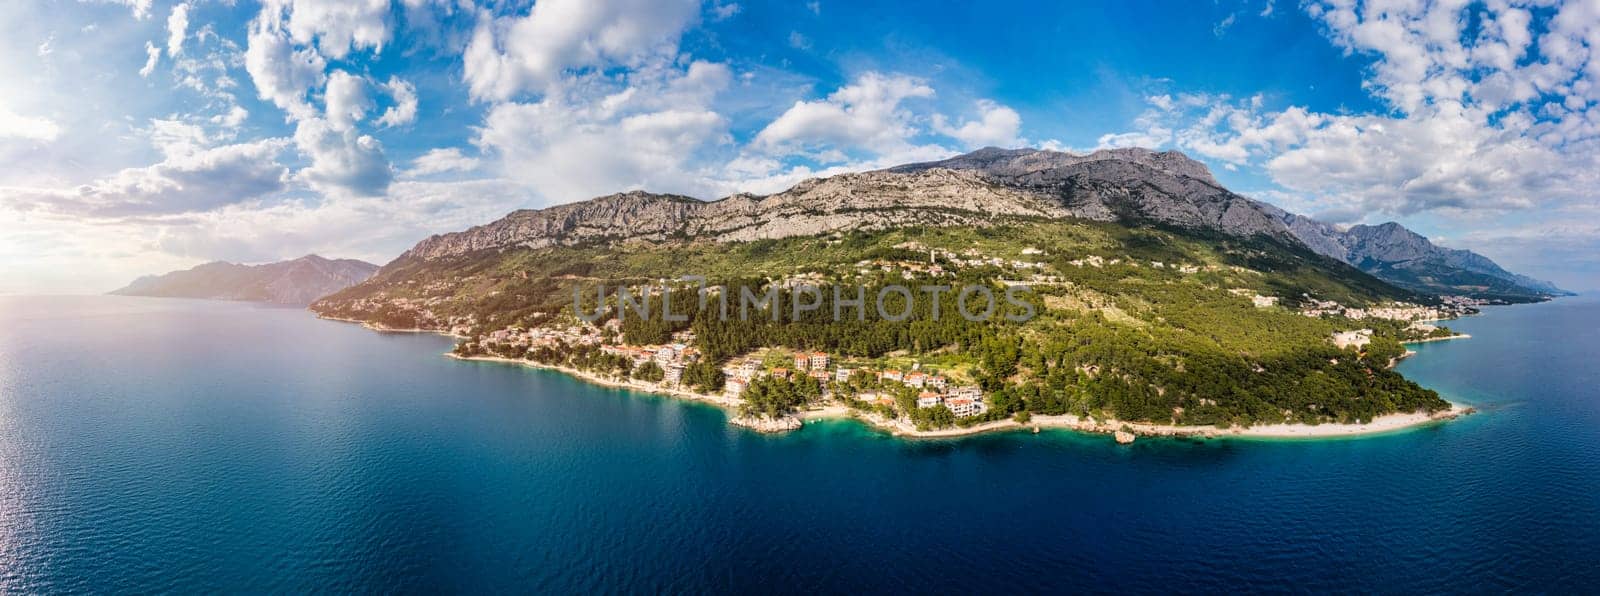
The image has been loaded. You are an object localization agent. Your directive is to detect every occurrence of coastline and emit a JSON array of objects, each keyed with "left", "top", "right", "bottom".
[
  {"left": 314, "top": 312, "right": 1476, "bottom": 442},
  {"left": 316, "top": 314, "right": 468, "bottom": 338},
  {"left": 1404, "top": 333, "right": 1472, "bottom": 344},
  {"left": 446, "top": 352, "right": 1474, "bottom": 443}
]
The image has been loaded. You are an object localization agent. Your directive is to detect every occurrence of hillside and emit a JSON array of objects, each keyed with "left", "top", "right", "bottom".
[
  {"left": 112, "top": 255, "right": 378, "bottom": 306},
  {"left": 312, "top": 148, "right": 1476, "bottom": 431}
]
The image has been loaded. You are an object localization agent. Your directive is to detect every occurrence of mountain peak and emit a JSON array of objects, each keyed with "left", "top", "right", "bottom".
[{"left": 890, "top": 145, "right": 1219, "bottom": 185}]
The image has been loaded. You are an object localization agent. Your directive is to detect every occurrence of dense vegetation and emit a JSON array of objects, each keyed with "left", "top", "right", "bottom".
[{"left": 318, "top": 219, "right": 1451, "bottom": 428}]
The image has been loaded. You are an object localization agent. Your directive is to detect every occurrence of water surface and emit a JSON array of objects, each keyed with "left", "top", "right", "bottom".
[{"left": 0, "top": 295, "right": 1596, "bottom": 592}]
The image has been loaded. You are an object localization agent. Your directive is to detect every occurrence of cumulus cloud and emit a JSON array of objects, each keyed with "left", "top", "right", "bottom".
[
  {"left": 292, "top": 117, "right": 393, "bottom": 197},
  {"left": 473, "top": 58, "right": 737, "bottom": 202},
  {"left": 461, "top": 0, "right": 702, "bottom": 101},
  {"left": 324, "top": 70, "right": 372, "bottom": 130},
  {"left": 933, "top": 100, "right": 1022, "bottom": 149},
  {"left": 754, "top": 72, "right": 937, "bottom": 156},
  {"left": 1, "top": 140, "right": 290, "bottom": 218},
  {"left": 263, "top": 0, "right": 391, "bottom": 60},
  {"left": 244, "top": 15, "right": 328, "bottom": 120},
  {"left": 376, "top": 77, "right": 418, "bottom": 128}
]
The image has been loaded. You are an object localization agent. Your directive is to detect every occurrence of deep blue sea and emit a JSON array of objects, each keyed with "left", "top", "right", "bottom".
[{"left": 1, "top": 295, "right": 1597, "bottom": 593}]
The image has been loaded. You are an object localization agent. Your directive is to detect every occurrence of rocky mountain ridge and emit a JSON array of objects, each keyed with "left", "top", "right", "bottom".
[
  {"left": 1269, "top": 213, "right": 1567, "bottom": 300},
  {"left": 387, "top": 146, "right": 1557, "bottom": 301},
  {"left": 112, "top": 255, "right": 379, "bottom": 306},
  {"left": 400, "top": 147, "right": 1295, "bottom": 262}
]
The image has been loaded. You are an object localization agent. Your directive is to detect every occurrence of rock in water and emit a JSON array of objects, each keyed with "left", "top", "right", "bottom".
[
  {"left": 1114, "top": 430, "right": 1136, "bottom": 444},
  {"left": 731, "top": 415, "right": 802, "bottom": 433}
]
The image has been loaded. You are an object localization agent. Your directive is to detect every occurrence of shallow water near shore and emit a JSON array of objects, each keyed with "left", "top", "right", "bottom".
[{"left": 1, "top": 294, "right": 1597, "bottom": 592}]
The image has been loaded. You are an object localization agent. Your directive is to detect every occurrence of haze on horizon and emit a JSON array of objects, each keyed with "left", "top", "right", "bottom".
[{"left": 1, "top": 0, "right": 1597, "bottom": 295}]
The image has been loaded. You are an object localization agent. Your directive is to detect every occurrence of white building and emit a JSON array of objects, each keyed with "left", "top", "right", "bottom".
[
  {"left": 945, "top": 398, "right": 986, "bottom": 417},
  {"left": 905, "top": 372, "right": 927, "bottom": 388},
  {"left": 949, "top": 385, "right": 983, "bottom": 401},
  {"left": 916, "top": 392, "right": 943, "bottom": 408}
]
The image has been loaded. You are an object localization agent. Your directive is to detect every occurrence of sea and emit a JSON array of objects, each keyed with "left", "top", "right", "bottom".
[{"left": 0, "top": 294, "right": 1596, "bottom": 593}]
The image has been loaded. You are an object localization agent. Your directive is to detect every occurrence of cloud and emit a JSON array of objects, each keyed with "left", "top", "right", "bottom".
[
  {"left": 788, "top": 31, "right": 811, "bottom": 50},
  {"left": 244, "top": 15, "right": 328, "bottom": 120},
  {"left": 474, "top": 58, "right": 734, "bottom": 202},
  {"left": 461, "top": 0, "right": 702, "bottom": 101},
  {"left": 79, "top": 0, "right": 152, "bottom": 20},
  {"left": 710, "top": 2, "right": 741, "bottom": 21},
  {"left": 139, "top": 41, "right": 160, "bottom": 77},
  {"left": 263, "top": 0, "right": 392, "bottom": 60},
  {"left": 166, "top": 2, "right": 190, "bottom": 57},
  {"left": 140, "top": 178, "right": 537, "bottom": 267},
  {"left": 0, "top": 106, "right": 61, "bottom": 141},
  {"left": 376, "top": 77, "right": 418, "bottom": 128},
  {"left": 324, "top": 70, "right": 372, "bottom": 130},
  {"left": 1458, "top": 220, "right": 1600, "bottom": 292},
  {"left": 478, "top": 100, "right": 728, "bottom": 203},
  {"left": 1213, "top": 13, "right": 1237, "bottom": 38},
  {"left": 932, "top": 100, "right": 1022, "bottom": 149},
  {"left": 754, "top": 72, "right": 936, "bottom": 156},
  {"left": 292, "top": 117, "right": 393, "bottom": 197},
  {"left": 405, "top": 147, "right": 480, "bottom": 177},
  {"left": 1091, "top": 0, "right": 1600, "bottom": 222},
  {"left": 211, "top": 106, "right": 249, "bottom": 128},
  {"left": 1, "top": 140, "right": 290, "bottom": 218},
  {"left": 144, "top": 118, "right": 210, "bottom": 159}
]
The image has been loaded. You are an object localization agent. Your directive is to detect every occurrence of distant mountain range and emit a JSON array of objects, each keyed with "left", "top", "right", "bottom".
[
  {"left": 112, "top": 255, "right": 378, "bottom": 306},
  {"left": 1268, "top": 212, "right": 1569, "bottom": 301}
]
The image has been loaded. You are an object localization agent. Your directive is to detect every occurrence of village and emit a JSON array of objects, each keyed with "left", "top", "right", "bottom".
[
  {"left": 718, "top": 349, "right": 990, "bottom": 418},
  {"left": 476, "top": 318, "right": 994, "bottom": 420}
]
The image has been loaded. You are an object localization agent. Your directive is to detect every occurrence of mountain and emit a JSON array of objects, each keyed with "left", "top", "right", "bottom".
[
  {"left": 1268, "top": 212, "right": 1568, "bottom": 301},
  {"left": 400, "top": 147, "right": 1299, "bottom": 262},
  {"left": 370, "top": 146, "right": 1554, "bottom": 304},
  {"left": 312, "top": 146, "right": 1471, "bottom": 430},
  {"left": 112, "top": 255, "right": 379, "bottom": 306}
]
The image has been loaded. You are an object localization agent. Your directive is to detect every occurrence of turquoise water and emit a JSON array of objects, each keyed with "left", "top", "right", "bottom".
[{"left": 0, "top": 295, "right": 1596, "bottom": 592}]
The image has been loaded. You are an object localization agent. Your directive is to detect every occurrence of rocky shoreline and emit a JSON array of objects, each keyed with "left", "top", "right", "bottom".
[
  {"left": 445, "top": 352, "right": 1474, "bottom": 443},
  {"left": 317, "top": 316, "right": 1475, "bottom": 443}
]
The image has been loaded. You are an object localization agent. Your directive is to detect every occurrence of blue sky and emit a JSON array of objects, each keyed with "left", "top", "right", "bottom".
[{"left": 1, "top": 0, "right": 1597, "bottom": 293}]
